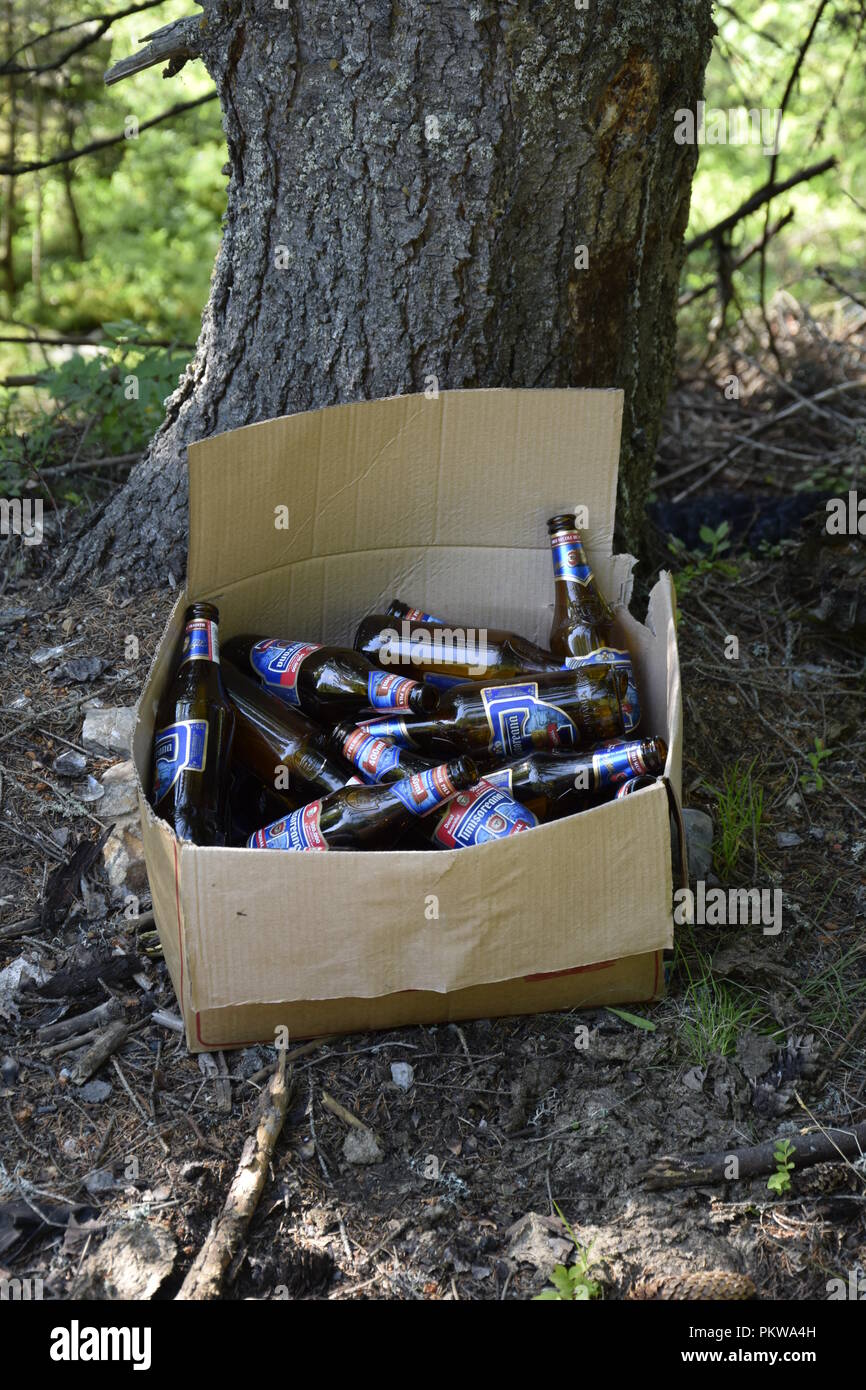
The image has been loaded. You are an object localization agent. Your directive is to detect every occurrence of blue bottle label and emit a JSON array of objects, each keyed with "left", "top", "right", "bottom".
[
  {"left": 392, "top": 765, "right": 458, "bottom": 817},
  {"left": 180, "top": 618, "right": 219, "bottom": 666},
  {"left": 368, "top": 671, "right": 421, "bottom": 710},
  {"left": 481, "top": 766, "right": 514, "bottom": 793},
  {"left": 153, "top": 719, "right": 208, "bottom": 804},
  {"left": 564, "top": 648, "right": 640, "bottom": 733},
  {"left": 339, "top": 727, "right": 405, "bottom": 783},
  {"left": 591, "top": 740, "right": 653, "bottom": 787},
  {"left": 481, "top": 681, "right": 578, "bottom": 757},
  {"left": 249, "top": 800, "right": 328, "bottom": 850},
  {"left": 550, "top": 529, "right": 592, "bottom": 584},
  {"left": 357, "top": 716, "right": 418, "bottom": 748},
  {"left": 423, "top": 672, "right": 465, "bottom": 692},
  {"left": 432, "top": 780, "right": 537, "bottom": 848},
  {"left": 615, "top": 776, "right": 656, "bottom": 799},
  {"left": 400, "top": 605, "right": 444, "bottom": 624},
  {"left": 250, "top": 639, "right": 320, "bottom": 706}
]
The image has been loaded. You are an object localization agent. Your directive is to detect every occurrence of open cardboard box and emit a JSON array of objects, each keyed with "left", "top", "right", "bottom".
[{"left": 132, "top": 388, "right": 683, "bottom": 1052}]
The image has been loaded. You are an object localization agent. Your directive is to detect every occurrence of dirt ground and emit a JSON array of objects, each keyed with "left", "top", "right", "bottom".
[{"left": 1, "top": 334, "right": 864, "bottom": 1301}]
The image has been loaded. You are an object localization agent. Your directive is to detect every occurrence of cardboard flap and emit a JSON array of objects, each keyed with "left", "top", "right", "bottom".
[{"left": 188, "top": 389, "right": 624, "bottom": 599}]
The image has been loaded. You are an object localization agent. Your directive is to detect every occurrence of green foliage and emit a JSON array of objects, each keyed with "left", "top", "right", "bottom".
[
  {"left": 767, "top": 1139, "right": 796, "bottom": 1195},
  {"left": 668, "top": 522, "right": 739, "bottom": 600},
  {"left": 703, "top": 757, "right": 765, "bottom": 879},
  {"left": 677, "top": 946, "right": 762, "bottom": 1066},
  {"left": 799, "top": 737, "right": 833, "bottom": 793},
  {"left": 605, "top": 1007, "right": 657, "bottom": 1032},
  {"left": 533, "top": 1206, "right": 602, "bottom": 1302}
]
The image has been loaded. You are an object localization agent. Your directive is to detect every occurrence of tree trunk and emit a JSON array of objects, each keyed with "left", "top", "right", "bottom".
[{"left": 63, "top": 0, "right": 714, "bottom": 589}]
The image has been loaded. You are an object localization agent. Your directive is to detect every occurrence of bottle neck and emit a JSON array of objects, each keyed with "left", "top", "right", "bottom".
[
  {"left": 180, "top": 614, "right": 220, "bottom": 666},
  {"left": 549, "top": 526, "right": 594, "bottom": 594}
]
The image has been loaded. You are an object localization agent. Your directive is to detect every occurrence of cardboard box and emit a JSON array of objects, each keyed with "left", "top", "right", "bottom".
[{"left": 132, "top": 388, "right": 682, "bottom": 1052}]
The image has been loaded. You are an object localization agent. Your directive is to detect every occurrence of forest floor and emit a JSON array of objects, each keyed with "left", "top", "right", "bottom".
[{"left": 0, "top": 315, "right": 864, "bottom": 1301}]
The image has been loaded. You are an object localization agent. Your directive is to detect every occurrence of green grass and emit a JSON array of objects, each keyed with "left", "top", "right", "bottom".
[
  {"left": 703, "top": 757, "right": 765, "bottom": 881},
  {"left": 676, "top": 943, "right": 764, "bottom": 1067}
]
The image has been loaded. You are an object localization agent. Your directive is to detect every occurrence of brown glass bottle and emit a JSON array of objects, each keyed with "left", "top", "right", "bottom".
[
  {"left": 222, "top": 634, "right": 438, "bottom": 723},
  {"left": 329, "top": 722, "right": 538, "bottom": 847},
  {"left": 223, "top": 662, "right": 351, "bottom": 803},
  {"left": 482, "top": 736, "right": 668, "bottom": 819},
  {"left": 248, "top": 756, "right": 478, "bottom": 851},
  {"left": 547, "top": 514, "right": 615, "bottom": 660},
  {"left": 354, "top": 613, "right": 560, "bottom": 683},
  {"left": 359, "top": 667, "right": 627, "bottom": 759},
  {"left": 151, "top": 602, "right": 235, "bottom": 845}
]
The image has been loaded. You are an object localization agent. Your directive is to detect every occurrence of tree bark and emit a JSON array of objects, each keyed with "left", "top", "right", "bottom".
[{"left": 63, "top": 0, "right": 715, "bottom": 589}]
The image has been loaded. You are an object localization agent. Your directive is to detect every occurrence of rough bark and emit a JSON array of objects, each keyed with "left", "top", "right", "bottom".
[{"left": 63, "top": 0, "right": 715, "bottom": 589}]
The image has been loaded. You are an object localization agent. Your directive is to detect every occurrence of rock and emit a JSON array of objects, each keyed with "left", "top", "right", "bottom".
[
  {"left": 98, "top": 760, "right": 140, "bottom": 818},
  {"left": 683, "top": 808, "right": 714, "bottom": 880},
  {"left": 71, "top": 1221, "right": 177, "bottom": 1300},
  {"left": 776, "top": 831, "right": 803, "bottom": 848},
  {"left": 102, "top": 815, "right": 147, "bottom": 892},
  {"left": 52, "top": 750, "right": 87, "bottom": 777},
  {"left": 83, "top": 1169, "right": 121, "bottom": 1195},
  {"left": 1, "top": 1054, "right": 19, "bottom": 1085},
  {"left": 505, "top": 1212, "right": 572, "bottom": 1274},
  {"left": 390, "top": 1062, "right": 414, "bottom": 1091},
  {"left": 342, "top": 1127, "right": 383, "bottom": 1165},
  {"left": 785, "top": 791, "right": 804, "bottom": 815},
  {"left": 54, "top": 656, "right": 105, "bottom": 684},
  {"left": 81, "top": 706, "right": 137, "bottom": 758},
  {"left": 735, "top": 1029, "right": 777, "bottom": 1080},
  {"left": 0, "top": 957, "right": 49, "bottom": 1022},
  {"left": 79, "top": 1079, "right": 112, "bottom": 1103}
]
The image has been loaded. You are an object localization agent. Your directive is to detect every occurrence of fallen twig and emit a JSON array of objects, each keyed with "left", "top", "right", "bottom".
[
  {"left": 68, "top": 1020, "right": 129, "bottom": 1084},
  {"left": 640, "top": 1118, "right": 866, "bottom": 1191},
  {"left": 176, "top": 1055, "right": 292, "bottom": 1300}
]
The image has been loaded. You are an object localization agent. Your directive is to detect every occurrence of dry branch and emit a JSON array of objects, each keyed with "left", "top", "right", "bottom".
[
  {"left": 640, "top": 1118, "right": 866, "bottom": 1191},
  {"left": 104, "top": 15, "right": 202, "bottom": 86},
  {"left": 68, "top": 1020, "right": 130, "bottom": 1084},
  {"left": 684, "top": 157, "right": 836, "bottom": 254},
  {"left": 176, "top": 1055, "right": 292, "bottom": 1301}
]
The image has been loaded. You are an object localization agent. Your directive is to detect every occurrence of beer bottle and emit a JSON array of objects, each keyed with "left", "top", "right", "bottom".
[
  {"left": 248, "top": 756, "right": 478, "bottom": 851},
  {"left": 222, "top": 634, "right": 439, "bottom": 723},
  {"left": 547, "top": 514, "right": 615, "bottom": 659},
  {"left": 223, "top": 662, "right": 351, "bottom": 803},
  {"left": 229, "top": 769, "right": 299, "bottom": 845},
  {"left": 151, "top": 602, "right": 235, "bottom": 845},
  {"left": 483, "top": 736, "right": 667, "bottom": 819},
  {"left": 615, "top": 774, "right": 659, "bottom": 798},
  {"left": 329, "top": 722, "right": 538, "bottom": 847},
  {"left": 359, "top": 666, "right": 627, "bottom": 759},
  {"left": 547, "top": 515, "right": 640, "bottom": 732},
  {"left": 354, "top": 613, "right": 560, "bottom": 684}
]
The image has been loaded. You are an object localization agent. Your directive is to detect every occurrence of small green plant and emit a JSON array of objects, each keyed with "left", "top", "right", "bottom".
[
  {"left": 799, "top": 737, "right": 833, "bottom": 793},
  {"left": 533, "top": 1205, "right": 602, "bottom": 1301},
  {"left": 767, "top": 1139, "right": 796, "bottom": 1195},
  {"left": 668, "top": 521, "right": 739, "bottom": 600},
  {"left": 703, "top": 757, "right": 764, "bottom": 879}
]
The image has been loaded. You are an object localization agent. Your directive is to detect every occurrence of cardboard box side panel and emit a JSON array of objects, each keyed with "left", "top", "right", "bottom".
[
  {"left": 174, "top": 785, "right": 674, "bottom": 1010},
  {"left": 139, "top": 802, "right": 189, "bottom": 1017},
  {"left": 188, "top": 949, "right": 663, "bottom": 1051},
  {"left": 188, "top": 390, "right": 624, "bottom": 598},
  {"left": 197, "top": 547, "right": 630, "bottom": 654}
]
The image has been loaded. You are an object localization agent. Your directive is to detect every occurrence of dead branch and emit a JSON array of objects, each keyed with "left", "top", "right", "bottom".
[
  {"left": 37, "top": 997, "right": 123, "bottom": 1044},
  {"left": 684, "top": 157, "right": 836, "bottom": 254},
  {"left": 104, "top": 15, "right": 202, "bottom": 86},
  {"left": 640, "top": 1117, "right": 866, "bottom": 1191},
  {"left": 679, "top": 211, "right": 795, "bottom": 308},
  {"left": 68, "top": 1020, "right": 129, "bottom": 1084},
  {"left": 176, "top": 1055, "right": 293, "bottom": 1301}
]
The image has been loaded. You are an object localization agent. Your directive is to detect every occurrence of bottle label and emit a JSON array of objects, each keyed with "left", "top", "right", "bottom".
[
  {"left": 402, "top": 605, "right": 443, "bottom": 623},
  {"left": 591, "top": 740, "right": 653, "bottom": 787},
  {"left": 392, "top": 766, "right": 458, "bottom": 817},
  {"left": 368, "top": 671, "right": 420, "bottom": 710},
  {"left": 615, "top": 776, "right": 655, "bottom": 799},
  {"left": 179, "top": 618, "right": 219, "bottom": 666},
  {"left": 248, "top": 800, "right": 328, "bottom": 851},
  {"left": 564, "top": 648, "right": 640, "bottom": 733},
  {"left": 481, "top": 766, "right": 514, "bottom": 793},
  {"left": 481, "top": 681, "right": 577, "bottom": 757},
  {"left": 550, "top": 529, "right": 592, "bottom": 585},
  {"left": 432, "top": 780, "right": 537, "bottom": 848},
  {"left": 250, "top": 639, "right": 320, "bottom": 706},
  {"left": 340, "top": 727, "right": 404, "bottom": 783},
  {"left": 357, "top": 716, "right": 417, "bottom": 748},
  {"left": 153, "top": 719, "right": 208, "bottom": 803}
]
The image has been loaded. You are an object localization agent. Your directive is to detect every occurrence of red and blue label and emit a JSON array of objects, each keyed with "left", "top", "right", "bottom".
[
  {"left": 402, "top": 605, "right": 443, "bottom": 623},
  {"left": 432, "top": 780, "right": 537, "bottom": 848},
  {"left": 591, "top": 739, "right": 652, "bottom": 787},
  {"left": 180, "top": 618, "right": 219, "bottom": 666},
  {"left": 550, "top": 529, "right": 592, "bottom": 584},
  {"left": 368, "top": 671, "right": 420, "bottom": 710},
  {"left": 340, "top": 727, "right": 405, "bottom": 783},
  {"left": 481, "top": 681, "right": 578, "bottom": 757},
  {"left": 392, "top": 765, "right": 457, "bottom": 817},
  {"left": 250, "top": 639, "right": 320, "bottom": 706},
  {"left": 565, "top": 647, "right": 640, "bottom": 733},
  {"left": 248, "top": 800, "right": 328, "bottom": 850},
  {"left": 153, "top": 719, "right": 208, "bottom": 804}
]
